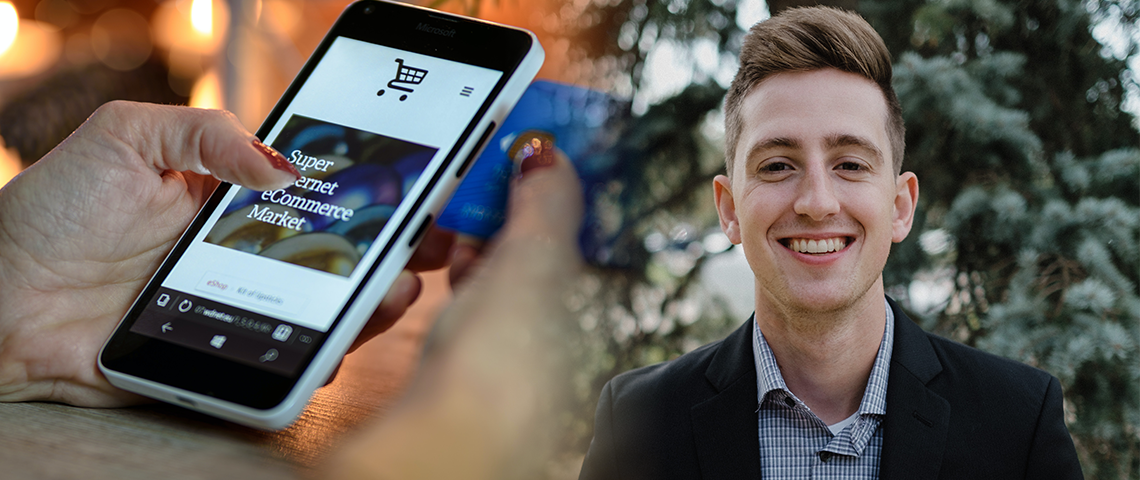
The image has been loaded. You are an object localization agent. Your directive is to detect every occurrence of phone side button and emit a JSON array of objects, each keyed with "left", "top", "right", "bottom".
[
  {"left": 408, "top": 214, "right": 434, "bottom": 248},
  {"left": 456, "top": 121, "right": 496, "bottom": 178}
]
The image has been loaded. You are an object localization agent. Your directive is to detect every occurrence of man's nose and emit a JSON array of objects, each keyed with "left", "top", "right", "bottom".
[{"left": 792, "top": 164, "right": 840, "bottom": 221}]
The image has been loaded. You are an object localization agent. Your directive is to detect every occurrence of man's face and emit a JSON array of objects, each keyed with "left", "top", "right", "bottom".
[{"left": 714, "top": 68, "right": 918, "bottom": 316}]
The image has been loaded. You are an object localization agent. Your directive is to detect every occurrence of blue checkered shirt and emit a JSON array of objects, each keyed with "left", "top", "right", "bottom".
[{"left": 752, "top": 298, "right": 894, "bottom": 479}]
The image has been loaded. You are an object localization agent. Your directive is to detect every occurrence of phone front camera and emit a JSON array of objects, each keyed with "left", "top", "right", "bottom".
[{"left": 363, "top": 5, "right": 374, "bottom": 14}]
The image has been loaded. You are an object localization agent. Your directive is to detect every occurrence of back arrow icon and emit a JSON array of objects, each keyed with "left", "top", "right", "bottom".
[{"left": 161, "top": 322, "right": 173, "bottom": 333}]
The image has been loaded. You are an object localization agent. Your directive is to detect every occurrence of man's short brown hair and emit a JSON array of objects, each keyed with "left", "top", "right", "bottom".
[{"left": 724, "top": 7, "right": 905, "bottom": 175}]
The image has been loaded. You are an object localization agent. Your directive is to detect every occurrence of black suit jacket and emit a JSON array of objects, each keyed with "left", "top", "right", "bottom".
[{"left": 578, "top": 298, "right": 1083, "bottom": 479}]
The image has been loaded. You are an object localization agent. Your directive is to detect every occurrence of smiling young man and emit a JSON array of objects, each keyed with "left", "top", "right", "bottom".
[{"left": 578, "top": 7, "right": 1083, "bottom": 479}]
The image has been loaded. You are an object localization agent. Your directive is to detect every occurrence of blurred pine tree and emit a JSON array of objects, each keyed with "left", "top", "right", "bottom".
[{"left": 862, "top": 0, "right": 1139, "bottom": 475}]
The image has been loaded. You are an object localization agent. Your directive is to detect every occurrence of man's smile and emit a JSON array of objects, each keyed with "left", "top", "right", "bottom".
[{"left": 779, "top": 236, "right": 852, "bottom": 255}]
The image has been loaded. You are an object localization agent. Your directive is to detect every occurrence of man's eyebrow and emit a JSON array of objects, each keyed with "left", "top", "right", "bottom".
[
  {"left": 825, "top": 134, "right": 884, "bottom": 162},
  {"left": 744, "top": 137, "right": 799, "bottom": 160}
]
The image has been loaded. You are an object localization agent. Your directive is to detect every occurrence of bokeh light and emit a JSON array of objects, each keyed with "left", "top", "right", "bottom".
[
  {"left": 190, "top": 0, "right": 211, "bottom": 35},
  {"left": 0, "top": 143, "right": 20, "bottom": 188},
  {"left": 91, "top": 8, "right": 152, "bottom": 71},
  {"left": 152, "top": 0, "right": 229, "bottom": 55},
  {"left": 0, "top": 6, "right": 62, "bottom": 79},
  {"left": 190, "top": 69, "right": 222, "bottom": 109},
  {"left": 0, "top": 2, "right": 17, "bottom": 54}
]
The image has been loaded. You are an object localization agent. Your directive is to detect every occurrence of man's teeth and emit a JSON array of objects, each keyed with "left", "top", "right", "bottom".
[{"left": 790, "top": 238, "right": 847, "bottom": 254}]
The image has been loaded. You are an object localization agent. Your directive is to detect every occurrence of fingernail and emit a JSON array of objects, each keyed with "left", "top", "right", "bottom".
[
  {"left": 509, "top": 132, "right": 557, "bottom": 179},
  {"left": 519, "top": 152, "right": 556, "bottom": 176},
  {"left": 252, "top": 139, "right": 301, "bottom": 180},
  {"left": 517, "top": 143, "right": 556, "bottom": 178}
]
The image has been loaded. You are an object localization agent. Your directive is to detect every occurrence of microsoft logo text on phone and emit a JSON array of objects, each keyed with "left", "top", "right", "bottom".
[{"left": 415, "top": 23, "right": 455, "bottom": 37}]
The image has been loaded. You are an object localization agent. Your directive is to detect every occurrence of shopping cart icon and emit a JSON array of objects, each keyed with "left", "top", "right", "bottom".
[{"left": 377, "top": 58, "right": 427, "bottom": 101}]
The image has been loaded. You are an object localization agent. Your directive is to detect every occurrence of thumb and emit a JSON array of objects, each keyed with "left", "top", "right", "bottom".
[
  {"left": 87, "top": 101, "right": 301, "bottom": 191},
  {"left": 499, "top": 149, "right": 584, "bottom": 247}
]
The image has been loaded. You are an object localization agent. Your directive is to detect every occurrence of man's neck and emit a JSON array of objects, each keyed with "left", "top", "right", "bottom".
[{"left": 753, "top": 285, "right": 887, "bottom": 424}]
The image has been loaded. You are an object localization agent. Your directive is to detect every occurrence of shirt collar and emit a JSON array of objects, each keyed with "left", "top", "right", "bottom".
[{"left": 752, "top": 297, "right": 895, "bottom": 417}]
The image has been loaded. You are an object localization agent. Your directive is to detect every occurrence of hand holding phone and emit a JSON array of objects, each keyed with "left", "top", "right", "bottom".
[
  {"left": 96, "top": 0, "right": 544, "bottom": 429},
  {"left": 0, "top": 103, "right": 297, "bottom": 406},
  {"left": 0, "top": 101, "right": 456, "bottom": 407}
]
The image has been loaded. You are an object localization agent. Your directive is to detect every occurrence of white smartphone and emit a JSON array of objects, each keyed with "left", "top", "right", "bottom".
[{"left": 98, "top": 0, "right": 543, "bottom": 430}]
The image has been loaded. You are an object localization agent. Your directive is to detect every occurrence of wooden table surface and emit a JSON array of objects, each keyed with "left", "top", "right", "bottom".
[{"left": 0, "top": 271, "right": 452, "bottom": 480}]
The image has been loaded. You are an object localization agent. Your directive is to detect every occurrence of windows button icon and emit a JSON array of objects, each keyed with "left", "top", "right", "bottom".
[{"left": 272, "top": 325, "right": 293, "bottom": 342}]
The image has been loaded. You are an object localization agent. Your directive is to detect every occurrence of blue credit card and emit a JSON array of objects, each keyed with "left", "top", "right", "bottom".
[{"left": 437, "top": 80, "right": 630, "bottom": 265}]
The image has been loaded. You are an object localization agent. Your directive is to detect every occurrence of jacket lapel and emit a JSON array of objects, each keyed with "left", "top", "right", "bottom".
[
  {"left": 880, "top": 300, "right": 951, "bottom": 480},
  {"left": 690, "top": 318, "right": 762, "bottom": 479}
]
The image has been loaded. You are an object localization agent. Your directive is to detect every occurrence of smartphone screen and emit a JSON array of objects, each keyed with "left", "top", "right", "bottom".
[
  {"left": 129, "top": 38, "right": 501, "bottom": 377},
  {"left": 100, "top": 1, "right": 539, "bottom": 415}
]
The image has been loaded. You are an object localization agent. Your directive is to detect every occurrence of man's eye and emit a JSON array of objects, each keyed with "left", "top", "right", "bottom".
[
  {"left": 837, "top": 161, "right": 863, "bottom": 171},
  {"left": 761, "top": 162, "right": 791, "bottom": 172}
]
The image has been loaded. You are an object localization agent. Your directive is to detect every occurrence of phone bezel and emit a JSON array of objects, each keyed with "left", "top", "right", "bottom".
[{"left": 100, "top": 0, "right": 535, "bottom": 410}]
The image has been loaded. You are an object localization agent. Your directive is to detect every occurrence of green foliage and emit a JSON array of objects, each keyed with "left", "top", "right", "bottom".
[
  {"left": 541, "top": 0, "right": 747, "bottom": 454},
  {"left": 554, "top": 81, "right": 739, "bottom": 453},
  {"left": 573, "top": 0, "right": 744, "bottom": 89},
  {"left": 863, "top": 0, "right": 1140, "bottom": 475}
]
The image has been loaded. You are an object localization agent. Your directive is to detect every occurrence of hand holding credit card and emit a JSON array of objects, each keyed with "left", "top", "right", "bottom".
[{"left": 438, "top": 80, "right": 631, "bottom": 265}]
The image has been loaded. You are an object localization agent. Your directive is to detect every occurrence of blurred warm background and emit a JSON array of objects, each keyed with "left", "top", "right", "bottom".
[{"left": 0, "top": 0, "right": 597, "bottom": 187}]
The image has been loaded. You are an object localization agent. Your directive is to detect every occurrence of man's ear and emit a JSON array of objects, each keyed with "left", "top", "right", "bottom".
[
  {"left": 713, "top": 175, "right": 742, "bottom": 245},
  {"left": 892, "top": 172, "right": 919, "bottom": 243}
]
